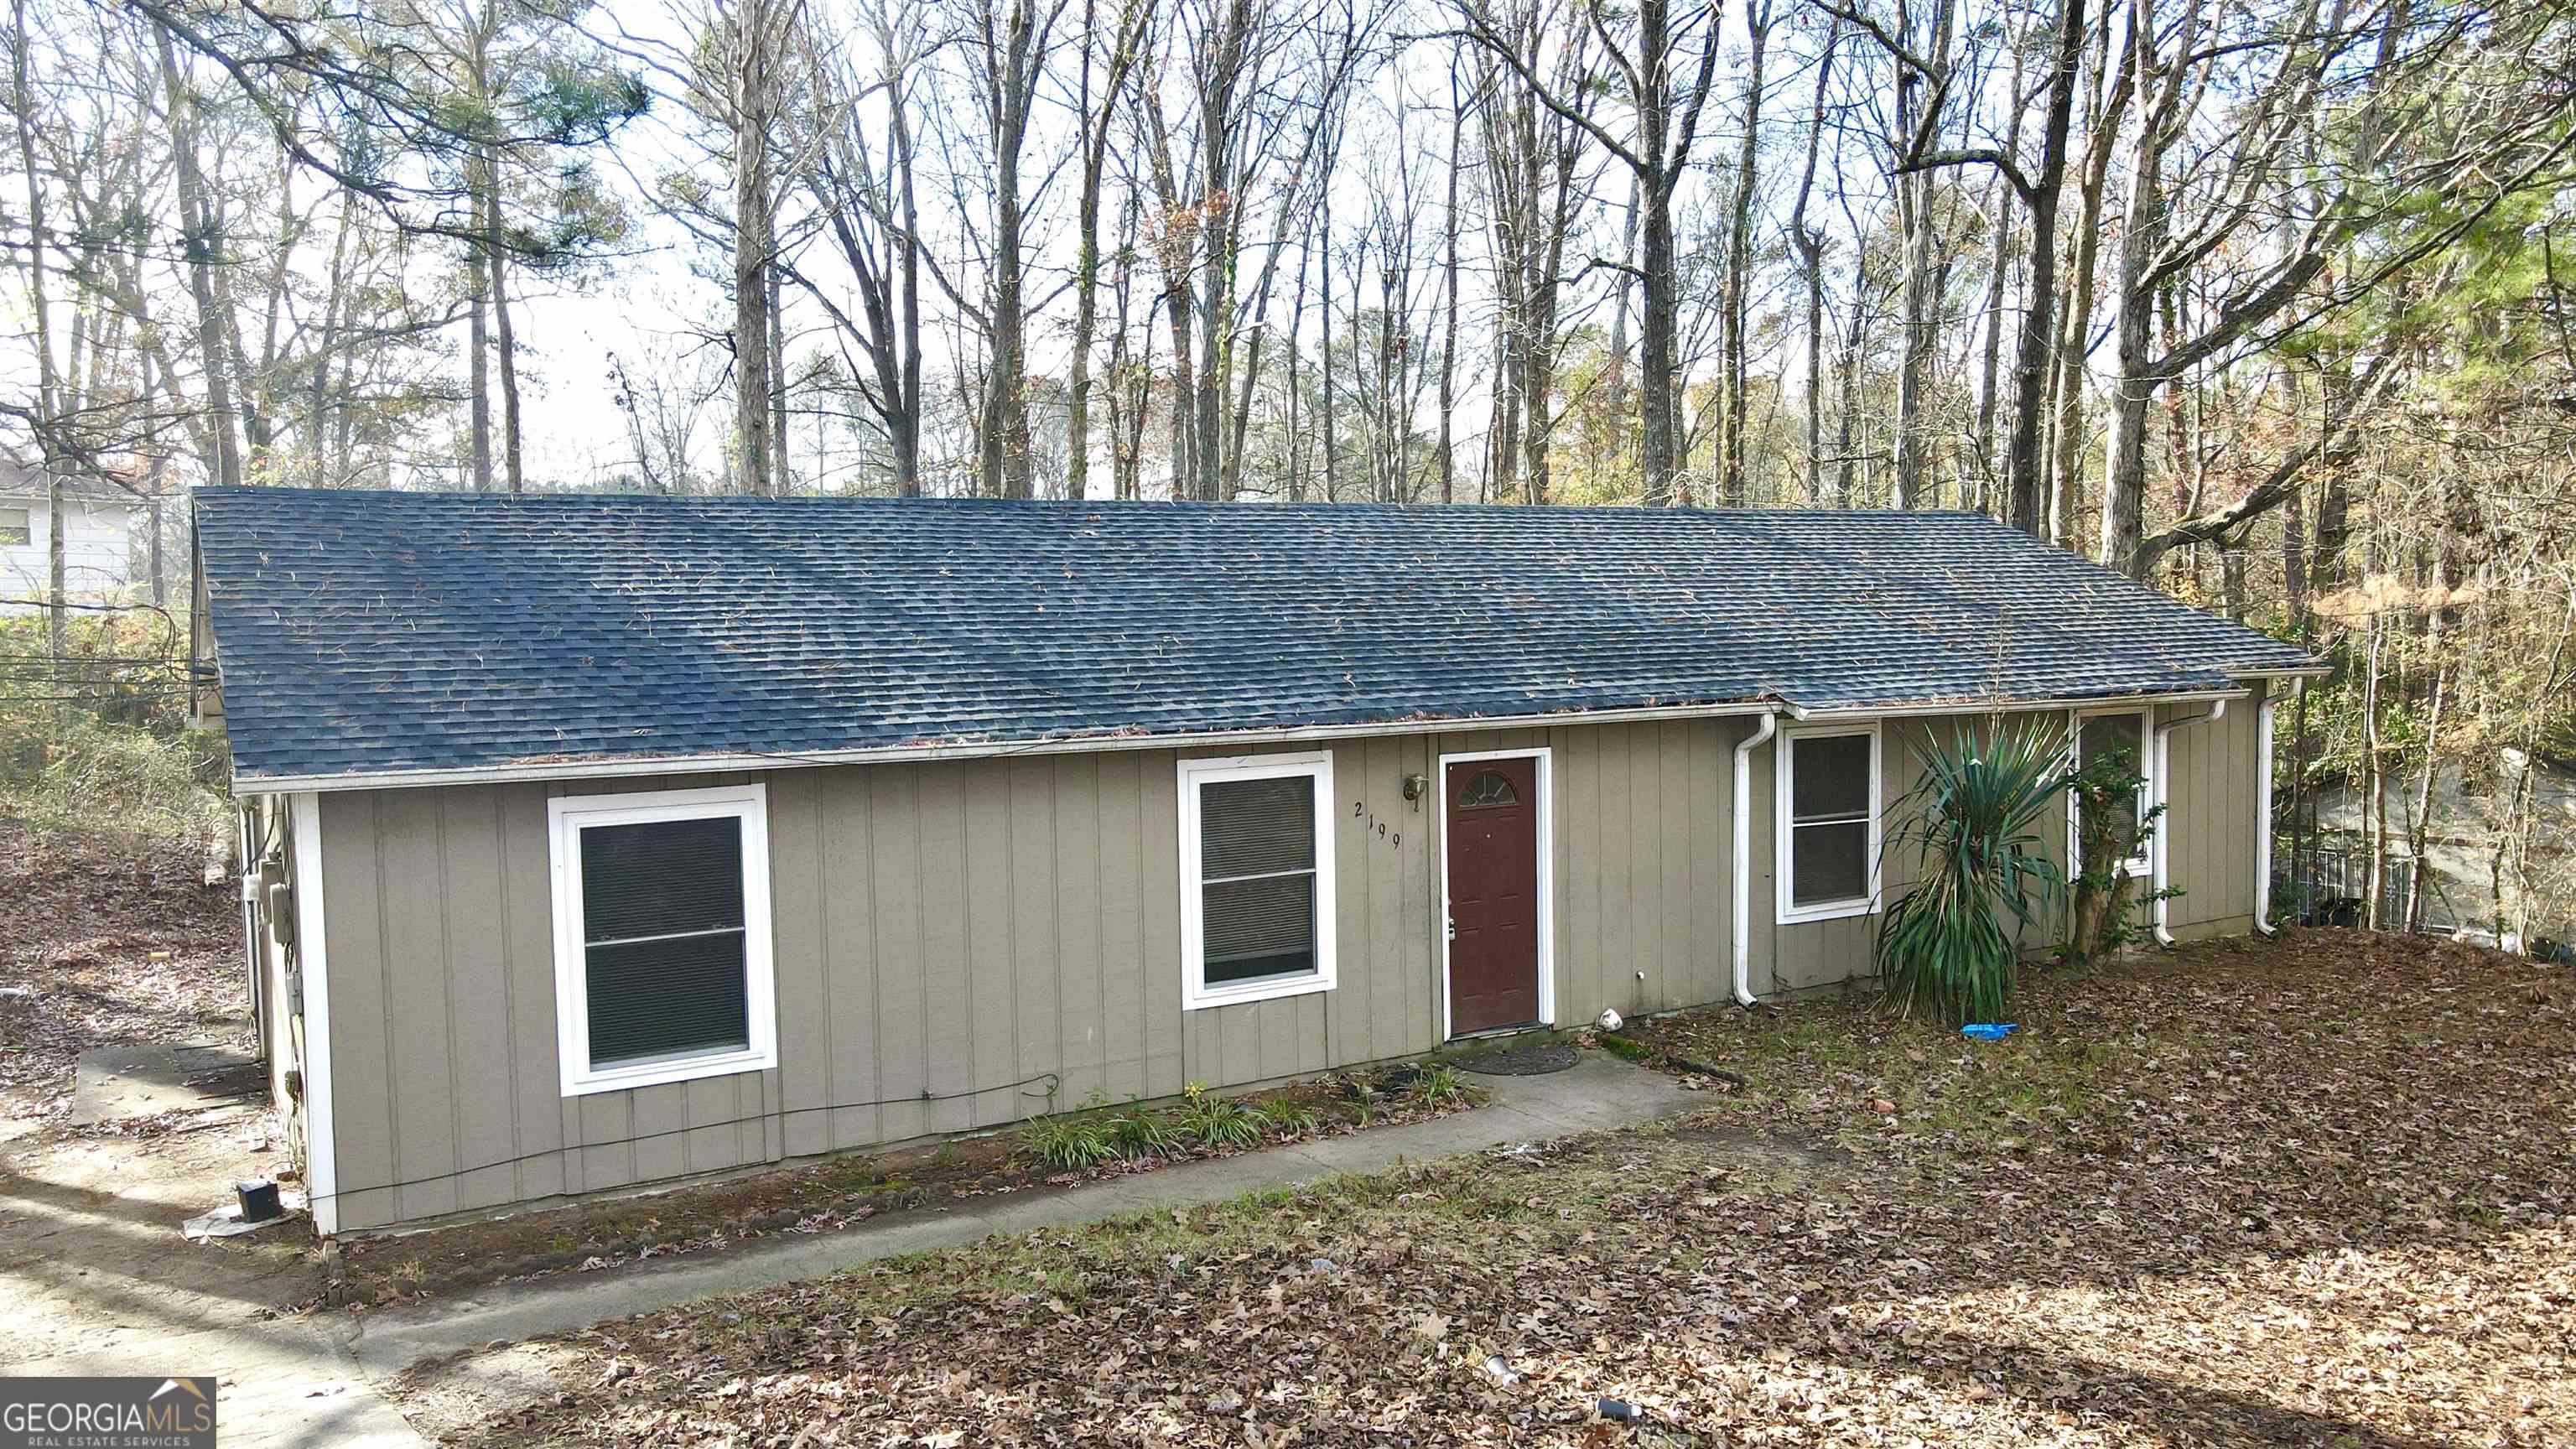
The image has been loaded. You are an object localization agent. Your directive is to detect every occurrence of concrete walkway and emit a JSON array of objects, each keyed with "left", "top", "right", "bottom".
[
  {"left": 13, "top": 1051, "right": 1692, "bottom": 1447},
  {"left": 347, "top": 1052, "right": 1697, "bottom": 1380}
]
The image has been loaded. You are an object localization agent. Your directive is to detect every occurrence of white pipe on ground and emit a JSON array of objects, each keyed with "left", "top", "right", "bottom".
[
  {"left": 2152, "top": 699, "right": 2227, "bottom": 948},
  {"left": 1732, "top": 711, "right": 1779, "bottom": 1006},
  {"left": 2254, "top": 695, "right": 2279, "bottom": 936}
]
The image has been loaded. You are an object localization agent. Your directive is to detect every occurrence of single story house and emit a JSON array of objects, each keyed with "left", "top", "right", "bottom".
[
  {"left": 191, "top": 487, "right": 2320, "bottom": 1235},
  {"left": 1, "top": 458, "right": 142, "bottom": 610}
]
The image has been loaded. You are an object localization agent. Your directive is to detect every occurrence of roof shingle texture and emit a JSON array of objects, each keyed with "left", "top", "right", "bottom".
[{"left": 194, "top": 488, "right": 2315, "bottom": 784}]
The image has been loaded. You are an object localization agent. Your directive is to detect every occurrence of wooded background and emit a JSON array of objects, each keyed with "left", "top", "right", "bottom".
[{"left": 3, "top": 0, "right": 2571, "bottom": 941}]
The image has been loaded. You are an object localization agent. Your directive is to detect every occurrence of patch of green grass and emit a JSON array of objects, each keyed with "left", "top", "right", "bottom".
[{"left": 1596, "top": 1032, "right": 1655, "bottom": 1062}]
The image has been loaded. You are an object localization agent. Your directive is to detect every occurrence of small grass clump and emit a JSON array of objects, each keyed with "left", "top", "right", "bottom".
[
  {"left": 1177, "top": 1082, "right": 1267, "bottom": 1149},
  {"left": 1254, "top": 1100, "right": 1321, "bottom": 1136},
  {"left": 1105, "top": 1106, "right": 1182, "bottom": 1160},
  {"left": 1020, "top": 1112, "right": 1116, "bottom": 1170},
  {"left": 1408, "top": 1064, "right": 1467, "bottom": 1106}
]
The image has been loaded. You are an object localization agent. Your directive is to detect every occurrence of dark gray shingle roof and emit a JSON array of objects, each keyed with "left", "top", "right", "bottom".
[{"left": 194, "top": 487, "right": 2316, "bottom": 785}]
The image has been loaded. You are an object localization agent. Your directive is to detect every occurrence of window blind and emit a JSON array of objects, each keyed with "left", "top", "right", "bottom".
[
  {"left": 579, "top": 816, "right": 750, "bottom": 1067},
  {"left": 1197, "top": 774, "right": 1317, "bottom": 989},
  {"left": 1790, "top": 735, "right": 1872, "bottom": 908}
]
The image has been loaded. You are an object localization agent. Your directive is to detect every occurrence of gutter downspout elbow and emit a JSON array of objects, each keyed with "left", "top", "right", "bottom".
[
  {"left": 2152, "top": 699, "right": 2227, "bottom": 948},
  {"left": 1732, "top": 711, "right": 1779, "bottom": 1006},
  {"left": 2254, "top": 695, "right": 2279, "bottom": 937}
]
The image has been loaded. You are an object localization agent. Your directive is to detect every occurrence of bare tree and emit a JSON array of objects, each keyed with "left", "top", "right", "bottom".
[{"left": 1451, "top": 0, "right": 1725, "bottom": 506}]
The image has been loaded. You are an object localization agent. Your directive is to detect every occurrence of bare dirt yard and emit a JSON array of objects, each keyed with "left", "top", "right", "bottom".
[
  {"left": 425, "top": 930, "right": 2573, "bottom": 1447},
  {"left": 0, "top": 822, "right": 325, "bottom": 1367}
]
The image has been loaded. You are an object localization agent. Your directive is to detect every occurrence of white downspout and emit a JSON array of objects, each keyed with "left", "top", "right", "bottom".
[
  {"left": 2254, "top": 695, "right": 2279, "bottom": 936},
  {"left": 1732, "top": 711, "right": 1779, "bottom": 1005},
  {"left": 2152, "top": 699, "right": 2227, "bottom": 948}
]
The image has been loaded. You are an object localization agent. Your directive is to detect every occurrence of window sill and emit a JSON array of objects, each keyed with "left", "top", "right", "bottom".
[
  {"left": 1779, "top": 897, "right": 1877, "bottom": 926},
  {"left": 1182, "top": 974, "right": 1333, "bottom": 1013},
  {"left": 562, "top": 1044, "right": 776, "bottom": 1098}
]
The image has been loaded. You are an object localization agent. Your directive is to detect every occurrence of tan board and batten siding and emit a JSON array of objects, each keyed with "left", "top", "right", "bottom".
[{"left": 309, "top": 693, "right": 2265, "bottom": 1231}]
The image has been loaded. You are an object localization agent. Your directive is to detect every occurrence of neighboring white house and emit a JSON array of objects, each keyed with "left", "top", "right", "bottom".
[{"left": 0, "top": 457, "right": 142, "bottom": 613}]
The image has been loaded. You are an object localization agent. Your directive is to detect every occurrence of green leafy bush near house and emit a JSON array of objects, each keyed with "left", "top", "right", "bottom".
[{"left": 2064, "top": 745, "right": 2179, "bottom": 964}]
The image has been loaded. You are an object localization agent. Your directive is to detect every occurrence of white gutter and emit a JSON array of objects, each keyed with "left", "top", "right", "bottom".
[
  {"left": 235, "top": 684, "right": 2264, "bottom": 798},
  {"left": 1791, "top": 688, "right": 2246, "bottom": 723},
  {"left": 2222, "top": 665, "right": 2334, "bottom": 682},
  {"left": 2254, "top": 694, "right": 2279, "bottom": 936},
  {"left": 1732, "top": 711, "right": 1780, "bottom": 1006},
  {"left": 2151, "top": 699, "right": 2227, "bottom": 948},
  {"left": 231, "top": 699, "right": 1785, "bottom": 797}
]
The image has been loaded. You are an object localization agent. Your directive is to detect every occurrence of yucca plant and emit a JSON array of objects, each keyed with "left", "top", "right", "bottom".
[{"left": 1875, "top": 723, "right": 2074, "bottom": 1022}]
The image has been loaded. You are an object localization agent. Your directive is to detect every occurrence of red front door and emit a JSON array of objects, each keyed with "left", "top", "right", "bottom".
[{"left": 1446, "top": 756, "right": 1541, "bottom": 1036}]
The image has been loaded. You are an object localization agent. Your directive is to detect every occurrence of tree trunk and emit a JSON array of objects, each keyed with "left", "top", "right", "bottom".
[
  {"left": 1971, "top": 27, "right": 2031, "bottom": 510},
  {"left": 978, "top": 0, "right": 1043, "bottom": 500},
  {"left": 1640, "top": 195, "right": 1679, "bottom": 506},
  {"left": 15, "top": 0, "right": 65, "bottom": 655},
  {"left": 2002, "top": 0, "right": 2088, "bottom": 534},
  {"left": 153, "top": 23, "right": 243, "bottom": 496},
  {"left": 1719, "top": 2, "right": 1771, "bottom": 506},
  {"left": 1067, "top": 1, "right": 1141, "bottom": 501},
  {"left": 2361, "top": 613, "right": 2386, "bottom": 929},
  {"left": 1437, "top": 57, "right": 1463, "bottom": 506},
  {"left": 2099, "top": 3, "right": 2168, "bottom": 574},
  {"left": 1319, "top": 177, "right": 1337, "bottom": 502},
  {"left": 484, "top": 144, "right": 526, "bottom": 493},
  {"left": 1791, "top": 18, "right": 1836, "bottom": 505},
  {"left": 735, "top": 0, "right": 776, "bottom": 497}
]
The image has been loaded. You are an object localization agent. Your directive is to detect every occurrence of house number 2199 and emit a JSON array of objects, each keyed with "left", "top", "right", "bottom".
[{"left": 1352, "top": 800, "right": 1398, "bottom": 849}]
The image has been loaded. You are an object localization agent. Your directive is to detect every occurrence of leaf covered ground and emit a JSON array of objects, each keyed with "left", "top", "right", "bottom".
[
  {"left": 444, "top": 930, "right": 2574, "bottom": 1446},
  {"left": 0, "top": 822, "right": 243, "bottom": 1118}
]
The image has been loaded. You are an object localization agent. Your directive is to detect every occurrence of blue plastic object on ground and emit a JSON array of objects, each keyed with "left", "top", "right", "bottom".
[{"left": 1961, "top": 1023, "right": 2018, "bottom": 1041}]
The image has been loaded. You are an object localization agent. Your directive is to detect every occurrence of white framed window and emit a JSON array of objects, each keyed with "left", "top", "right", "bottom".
[
  {"left": 1777, "top": 723, "right": 1881, "bottom": 923},
  {"left": 548, "top": 783, "right": 776, "bottom": 1096},
  {"left": 0, "top": 506, "right": 28, "bottom": 547},
  {"left": 1177, "top": 752, "right": 1337, "bottom": 1010},
  {"left": 2071, "top": 707, "right": 2154, "bottom": 878}
]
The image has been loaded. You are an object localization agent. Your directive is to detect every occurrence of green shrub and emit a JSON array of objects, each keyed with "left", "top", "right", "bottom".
[
  {"left": 2064, "top": 744, "right": 2178, "bottom": 963},
  {"left": 1020, "top": 1112, "right": 1114, "bottom": 1170},
  {"left": 1176, "top": 1083, "right": 1265, "bottom": 1150},
  {"left": 1876, "top": 724, "right": 2072, "bottom": 1022}
]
